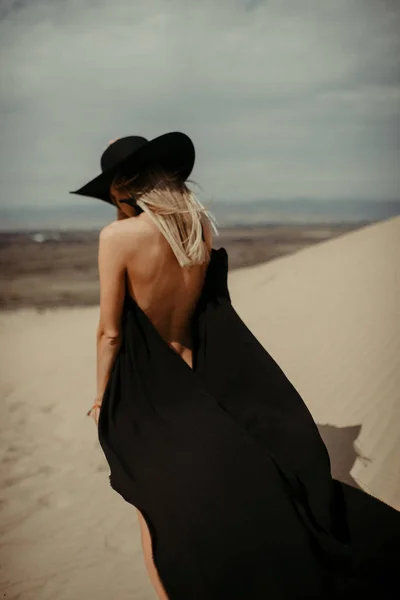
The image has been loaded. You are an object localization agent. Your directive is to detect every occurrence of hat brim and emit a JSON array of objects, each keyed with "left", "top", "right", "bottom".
[{"left": 69, "top": 131, "right": 195, "bottom": 204}]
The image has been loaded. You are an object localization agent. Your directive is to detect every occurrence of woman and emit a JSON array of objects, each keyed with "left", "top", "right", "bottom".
[{"left": 70, "top": 132, "right": 400, "bottom": 599}]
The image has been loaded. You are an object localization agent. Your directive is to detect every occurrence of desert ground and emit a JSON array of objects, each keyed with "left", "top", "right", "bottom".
[{"left": 0, "top": 223, "right": 361, "bottom": 310}]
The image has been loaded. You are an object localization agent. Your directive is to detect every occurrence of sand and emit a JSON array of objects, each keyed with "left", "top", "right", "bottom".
[
  {"left": 228, "top": 214, "right": 400, "bottom": 509},
  {"left": 1, "top": 215, "right": 399, "bottom": 599}
]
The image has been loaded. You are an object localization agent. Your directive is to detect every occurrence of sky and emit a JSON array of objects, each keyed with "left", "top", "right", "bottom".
[{"left": 0, "top": 0, "right": 399, "bottom": 211}]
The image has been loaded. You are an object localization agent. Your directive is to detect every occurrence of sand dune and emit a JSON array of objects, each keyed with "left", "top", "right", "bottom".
[
  {"left": 1, "top": 215, "right": 399, "bottom": 598},
  {"left": 229, "top": 215, "right": 400, "bottom": 509}
]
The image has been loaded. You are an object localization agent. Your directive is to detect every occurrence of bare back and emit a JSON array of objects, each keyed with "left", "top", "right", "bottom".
[{"left": 120, "top": 211, "right": 213, "bottom": 365}]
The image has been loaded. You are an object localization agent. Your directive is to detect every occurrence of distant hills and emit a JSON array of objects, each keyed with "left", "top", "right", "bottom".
[{"left": 1, "top": 198, "right": 399, "bottom": 231}]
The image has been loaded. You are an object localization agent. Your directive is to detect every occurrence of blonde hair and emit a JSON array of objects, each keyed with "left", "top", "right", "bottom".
[{"left": 111, "top": 169, "right": 219, "bottom": 267}]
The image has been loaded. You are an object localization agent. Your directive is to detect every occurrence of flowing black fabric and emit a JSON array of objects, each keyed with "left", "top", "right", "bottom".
[{"left": 98, "top": 247, "right": 400, "bottom": 599}]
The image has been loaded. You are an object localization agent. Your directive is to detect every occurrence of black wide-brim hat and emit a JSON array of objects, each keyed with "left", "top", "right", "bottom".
[{"left": 69, "top": 131, "right": 195, "bottom": 205}]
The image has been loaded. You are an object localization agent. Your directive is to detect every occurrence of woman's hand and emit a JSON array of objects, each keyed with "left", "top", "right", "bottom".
[
  {"left": 92, "top": 405, "right": 101, "bottom": 426},
  {"left": 87, "top": 400, "right": 102, "bottom": 425}
]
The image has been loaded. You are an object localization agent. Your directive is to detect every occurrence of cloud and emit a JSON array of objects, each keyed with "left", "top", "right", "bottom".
[{"left": 0, "top": 0, "right": 399, "bottom": 209}]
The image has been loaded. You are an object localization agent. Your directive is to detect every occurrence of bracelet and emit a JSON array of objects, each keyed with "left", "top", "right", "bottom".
[{"left": 86, "top": 401, "right": 102, "bottom": 417}]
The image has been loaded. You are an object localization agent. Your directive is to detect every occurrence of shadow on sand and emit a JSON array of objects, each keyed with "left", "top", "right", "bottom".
[
  {"left": 316, "top": 423, "right": 368, "bottom": 490},
  {"left": 316, "top": 422, "right": 399, "bottom": 568}
]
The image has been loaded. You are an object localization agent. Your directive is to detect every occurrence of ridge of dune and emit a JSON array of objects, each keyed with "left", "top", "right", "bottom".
[{"left": 228, "top": 215, "right": 400, "bottom": 509}]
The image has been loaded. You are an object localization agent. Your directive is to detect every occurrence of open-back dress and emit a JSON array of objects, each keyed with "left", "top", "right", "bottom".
[{"left": 97, "top": 245, "right": 400, "bottom": 599}]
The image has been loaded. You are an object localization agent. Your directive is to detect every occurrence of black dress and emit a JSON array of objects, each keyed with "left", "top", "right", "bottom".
[{"left": 98, "top": 245, "right": 400, "bottom": 599}]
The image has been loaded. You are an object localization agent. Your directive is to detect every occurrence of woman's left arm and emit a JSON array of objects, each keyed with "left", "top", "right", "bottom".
[{"left": 95, "top": 224, "right": 126, "bottom": 405}]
